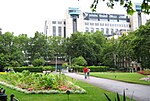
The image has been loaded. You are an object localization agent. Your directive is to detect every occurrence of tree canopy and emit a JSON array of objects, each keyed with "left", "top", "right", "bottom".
[{"left": 90, "top": 0, "right": 150, "bottom": 15}]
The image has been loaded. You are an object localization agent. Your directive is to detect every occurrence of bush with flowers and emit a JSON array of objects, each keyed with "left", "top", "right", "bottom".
[
  {"left": 0, "top": 70, "right": 86, "bottom": 94},
  {"left": 138, "top": 69, "right": 150, "bottom": 75}
]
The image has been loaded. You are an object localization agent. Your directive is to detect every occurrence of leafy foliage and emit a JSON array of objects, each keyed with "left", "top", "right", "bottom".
[
  {"left": 32, "top": 58, "right": 45, "bottom": 67},
  {"left": 72, "top": 56, "right": 87, "bottom": 66},
  {"left": 104, "top": 90, "right": 132, "bottom": 101},
  {"left": 65, "top": 31, "right": 106, "bottom": 65},
  {"left": 90, "top": 0, "right": 150, "bottom": 15}
]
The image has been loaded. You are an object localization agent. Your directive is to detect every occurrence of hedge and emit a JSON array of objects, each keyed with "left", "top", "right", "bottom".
[
  {"left": 72, "top": 66, "right": 109, "bottom": 72},
  {"left": 9, "top": 66, "right": 55, "bottom": 72}
]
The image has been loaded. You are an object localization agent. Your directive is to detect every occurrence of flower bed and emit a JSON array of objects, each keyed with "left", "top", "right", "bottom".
[
  {"left": 138, "top": 70, "right": 150, "bottom": 75},
  {"left": 0, "top": 70, "right": 86, "bottom": 94}
]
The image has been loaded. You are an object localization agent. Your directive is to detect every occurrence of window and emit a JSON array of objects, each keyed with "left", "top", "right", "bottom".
[
  {"left": 85, "top": 22, "right": 89, "bottom": 25},
  {"left": 64, "top": 21, "right": 66, "bottom": 25},
  {"left": 52, "top": 21, "right": 56, "bottom": 24},
  {"left": 90, "top": 23, "right": 94, "bottom": 26},
  {"left": 95, "top": 23, "right": 99, "bottom": 26},
  {"left": 100, "top": 23, "right": 104, "bottom": 26},
  {"left": 109, "top": 19, "right": 117, "bottom": 22},
  {"left": 91, "top": 28, "right": 94, "bottom": 33},
  {"left": 52, "top": 26, "right": 56, "bottom": 36},
  {"left": 58, "top": 21, "right": 62, "bottom": 24},
  {"left": 85, "top": 27, "right": 89, "bottom": 32},
  {"left": 111, "top": 29, "right": 114, "bottom": 35},
  {"left": 58, "top": 26, "right": 62, "bottom": 36},
  {"left": 101, "top": 28, "right": 104, "bottom": 33},
  {"left": 106, "top": 28, "right": 109, "bottom": 35},
  {"left": 105, "top": 23, "right": 109, "bottom": 26},
  {"left": 100, "top": 19, "right": 108, "bottom": 21},
  {"left": 96, "top": 28, "right": 99, "bottom": 31}
]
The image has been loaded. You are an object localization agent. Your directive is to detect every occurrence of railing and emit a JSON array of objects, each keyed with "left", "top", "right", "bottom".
[
  {"left": 0, "top": 87, "right": 19, "bottom": 101},
  {"left": 10, "top": 94, "right": 19, "bottom": 101}
]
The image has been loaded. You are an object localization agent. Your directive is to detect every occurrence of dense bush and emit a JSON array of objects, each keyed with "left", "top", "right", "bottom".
[
  {"left": 6, "top": 66, "right": 55, "bottom": 72},
  {"left": 32, "top": 58, "right": 45, "bottom": 67},
  {"left": 77, "top": 66, "right": 108, "bottom": 72}
]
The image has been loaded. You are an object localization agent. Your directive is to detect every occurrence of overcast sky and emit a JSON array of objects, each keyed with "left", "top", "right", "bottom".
[{"left": 0, "top": 0, "right": 143, "bottom": 37}]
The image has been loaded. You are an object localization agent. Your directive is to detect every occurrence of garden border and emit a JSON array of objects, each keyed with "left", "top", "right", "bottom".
[{"left": 0, "top": 81, "right": 86, "bottom": 94}]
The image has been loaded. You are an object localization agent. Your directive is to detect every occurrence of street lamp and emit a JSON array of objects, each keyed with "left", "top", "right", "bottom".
[{"left": 55, "top": 55, "right": 57, "bottom": 72}]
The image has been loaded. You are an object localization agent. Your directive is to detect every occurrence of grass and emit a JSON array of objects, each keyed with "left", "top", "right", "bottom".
[
  {"left": 0, "top": 77, "right": 132, "bottom": 101},
  {"left": 89, "top": 72, "right": 150, "bottom": 85}
]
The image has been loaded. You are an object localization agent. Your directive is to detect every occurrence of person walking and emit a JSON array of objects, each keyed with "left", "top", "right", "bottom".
[
  {"left": 87, "top": 68, "right": 90, "bottom": 79},
  {"left": 83, "top": 66, "right": 88, "bottom": 79}
]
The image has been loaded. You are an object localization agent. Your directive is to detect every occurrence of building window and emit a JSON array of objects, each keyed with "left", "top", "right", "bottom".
[
  {"left": 96, "top": 28, "right": 99, "bottom": 31},
  {"left": 95, "top": 23, "right": 99, "bottom": 26},
  {"left": 52, "top": 21, "right": 56, "bottom": 24},
  {"left": 106, "top": 28, "right": 109, "bottom": 35},
  {"left": 85, "top": 27, "right": 89, "bottom": 32},
  {"left": 105, "top": 23, "right": 109, "bottom": 26},
  {"left": 91, "top": 28, "right": 94, "bottom": 33},
  {"left": 58, "top": 26, "right": 62, "bottom": 36},
  {"left": 100, "top": 23, "right": 104, "bottom": 26},
  {"left": 115, "top": 29, "right": 119, "bottom": 34},
  {"left": 58, "top": 21, "right": 62, "bottom": 24},
  {"left": 64, "top": 21, "right": 66, "bottom": 25},
  {"left": 100, "top": 19, "right": 108, "bottom": 21},
  {"left": 90, "top": 23, "right": 94, "bottom": 26},
  {"left": 101, "top": 28, "right": 104, "bottom": 33},
  {"left": 111, "top": 29, "right": 114, "bottom": 35},
  {"left": 85, "top": 22, "right": 89, "bottom": 25},
  {"left": 52, "top": 26, "right": 56, "bottom": 36}
]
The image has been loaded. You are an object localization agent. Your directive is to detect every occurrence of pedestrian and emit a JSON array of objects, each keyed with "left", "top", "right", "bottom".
[
  {"left": 83, "top": 66, "right": 88, "bottom": 79},
  {"left": 87, "top": 68, "right": 90, "bottom": 79}
]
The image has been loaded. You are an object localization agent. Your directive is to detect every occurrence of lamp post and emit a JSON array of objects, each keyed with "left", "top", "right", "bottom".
[{"left": 55, "top": 55, "right": 57, "bottom": 72}]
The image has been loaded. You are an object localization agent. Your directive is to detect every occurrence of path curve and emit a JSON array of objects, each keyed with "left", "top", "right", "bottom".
[{"left": 65, "top": 73, "right": 150, "bottom": 101}]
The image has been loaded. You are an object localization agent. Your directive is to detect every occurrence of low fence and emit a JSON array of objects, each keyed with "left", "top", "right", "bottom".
[{"left": 0, "top": 88, "right": 19, "bottom": 101}]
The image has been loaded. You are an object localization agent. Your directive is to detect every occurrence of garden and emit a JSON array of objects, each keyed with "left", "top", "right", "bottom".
[
  {"left": 0, "top": 71, "right": 133, "bottom": 101},
  {"left": 0, "top": 70, "right": 85, "bottom": 94}
]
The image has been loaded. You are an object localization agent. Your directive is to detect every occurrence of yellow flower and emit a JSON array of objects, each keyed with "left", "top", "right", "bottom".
[{"left": 0, "top": 72, "right": 7, "bottom": 74}]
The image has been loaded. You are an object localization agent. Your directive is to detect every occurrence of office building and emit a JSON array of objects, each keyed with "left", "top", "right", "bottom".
[{"left": 44, "top": 3, "right": 147, "bottom": 38}]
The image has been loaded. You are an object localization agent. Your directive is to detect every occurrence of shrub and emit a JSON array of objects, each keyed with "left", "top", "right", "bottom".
[
  {"left": 32, "top": 58, "right": 45, "bottom": 67},
  {"left": 12, "top": 66, "right": 55, "bottom": 72},
  {"left": 138, "top": 69, "right": 150, "bottom": 75},
  {"left": 72, "top": 56, "right": 87, "bottom": 66},
  {"left": 77, "top": 66, "right": 108, "bottom": 72}
]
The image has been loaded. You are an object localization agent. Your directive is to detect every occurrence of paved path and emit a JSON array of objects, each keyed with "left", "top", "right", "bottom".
[{"left": 65, "top": 73, "right": 150, "bottom": 101}]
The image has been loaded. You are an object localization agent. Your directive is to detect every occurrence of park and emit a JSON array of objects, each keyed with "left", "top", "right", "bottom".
[{"left": 0, "top": 0, "right": 150, "bottom": 101}]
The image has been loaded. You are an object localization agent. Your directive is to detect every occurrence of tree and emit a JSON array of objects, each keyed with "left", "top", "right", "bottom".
[
  {"left": 27, "top": 32, "right": 48, "bottom": 62},
  {"left": 90, "top": 0, "right": 150, "bottom": 15},
  {"left": 72, "top": 56, "right": 87, "bottom": 66},
  {"left": 32, "top": 58, "right": 45, "bottom": 67},
  {"left": 102, "top": 38, "right": 117, "bottom": 67},
  {"left": 65, "top": 31, "right": 106, "bottom": 65},
  {"left": 132, "top": 21, "right": 150, "bottom": 68}
]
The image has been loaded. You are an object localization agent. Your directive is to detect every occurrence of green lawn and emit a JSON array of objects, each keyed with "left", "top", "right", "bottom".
[
  {"left": 89, "top": 72, "right": 150, "bottom": 85},
  {"left": 0, "top": 78, "right": 132, "bottom": 101}
]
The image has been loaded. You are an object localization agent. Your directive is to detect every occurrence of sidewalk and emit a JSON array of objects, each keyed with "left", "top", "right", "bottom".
[{"left": 65, "top": 73, "right": 150, "bottom": 101}]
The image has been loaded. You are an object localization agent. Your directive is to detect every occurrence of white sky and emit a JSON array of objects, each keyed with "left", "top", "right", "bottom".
[{"left": 0, "top": 0, "right": 143, "bottom": 37}]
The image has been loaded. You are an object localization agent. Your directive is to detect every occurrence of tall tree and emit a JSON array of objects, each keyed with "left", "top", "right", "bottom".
[{"left": 66, "top": 31, "right": 106, "bottom": 65}]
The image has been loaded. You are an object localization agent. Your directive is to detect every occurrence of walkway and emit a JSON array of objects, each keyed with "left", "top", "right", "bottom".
[{"left": 65, "top": 73, "right": 150, "bottom": 101}]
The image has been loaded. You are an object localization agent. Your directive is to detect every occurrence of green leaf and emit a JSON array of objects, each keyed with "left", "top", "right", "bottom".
[
  {"left": 123, "top": 90, "right": 126, "bottom": 101},
  {"left": 116, "top": 93, "right": 120, "bottom": 101},
  {"left": 104, "top": 93, "right": 112, "bottom": 101}
]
